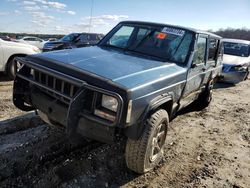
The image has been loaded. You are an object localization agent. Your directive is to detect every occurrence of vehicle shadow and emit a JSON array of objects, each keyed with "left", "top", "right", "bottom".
[
  {"left": 176, "top": 82, "right": 236, "bottom": 116},
  {"left": 214, "top": 82, "right": 235, "bottom": 89},
  {"left": 0, "top": 73, "right": 11, "bottom": 82},
  {"left": 176, "top": 101, "right": 204, "bottom": 116}
]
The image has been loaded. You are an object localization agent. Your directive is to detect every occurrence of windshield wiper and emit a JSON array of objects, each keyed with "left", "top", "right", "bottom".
[
  {"left": 125, "top": 49, "right": 166, "bottom": 61},
  {"left": 101, "top": 44, "right": 127, "bottom": 50}
]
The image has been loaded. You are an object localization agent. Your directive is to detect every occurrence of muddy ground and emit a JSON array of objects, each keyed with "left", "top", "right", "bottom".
[{"left": 0, "top": 74, "right": 249, "bottom": 188}]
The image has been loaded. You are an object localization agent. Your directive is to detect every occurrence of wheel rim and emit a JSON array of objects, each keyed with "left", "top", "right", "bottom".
[
  {"left": 207, "top": 89, "right": 213, "bottom": 102},
  {"left": 16, "top": 60, "right": 22, "bottom": 72},
  {"left": 207, "top": 81, "right": 214, "bottom": 102},
  {"left": 11, "top": 58, "right": 22, "bottom": 77},
  {"left": 149, "top": 122, "right": 167, "bottom": 162}
]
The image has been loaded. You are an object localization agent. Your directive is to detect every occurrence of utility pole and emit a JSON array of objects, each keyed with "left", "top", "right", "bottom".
[{"left": 88, "top": 0, "right": 94, "bottom": 33}]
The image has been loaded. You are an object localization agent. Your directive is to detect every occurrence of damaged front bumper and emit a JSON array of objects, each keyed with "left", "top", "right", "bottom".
[
  {"left": 221, "top": 71, "right": 248, "bottom": 84},
  {"left": 221, "top": 64, "right": 249, "bottom": 84},
  {"left": 13, "top": 58, "right": 124, "bottom": 143}
]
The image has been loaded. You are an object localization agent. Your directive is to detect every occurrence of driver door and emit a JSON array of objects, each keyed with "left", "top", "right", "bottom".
[{"left": 181, "top": 34, "right": 208, "bottom": 108}]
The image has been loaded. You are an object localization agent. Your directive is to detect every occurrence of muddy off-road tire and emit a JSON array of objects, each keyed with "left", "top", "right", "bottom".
[
  {"left": 196, "top": 79, "right": 214, "bottom": 108},
  {"left": 125, "top": 109, "right": 169, "bottom": 174},
  {"left": 7, "top": 56, "right": 22, "bottom": 79}
]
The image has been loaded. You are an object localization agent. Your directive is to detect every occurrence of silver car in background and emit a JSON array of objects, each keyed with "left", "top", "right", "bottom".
[{"left": 221, "top": 39, "right": 250, "bottom": 84}]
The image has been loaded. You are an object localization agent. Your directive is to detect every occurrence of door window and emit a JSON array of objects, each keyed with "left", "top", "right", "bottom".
[
  {"left": 193, "top": 36, "right": 207, "bottom": 65},
  {"left": 78, "top": 34, "right": 89, "bottom": 42},
  {"left": 24, "top": 38, "right": 35, "bottom": 41},
  {"left": 35, "top": 38, "right": 43, "bottom": 42},
  {"left": 89, "top": 34, "right": 98, "bottom": 40},
  {"left": 208, "top": 38, "right": 219, "bottom": 61}
]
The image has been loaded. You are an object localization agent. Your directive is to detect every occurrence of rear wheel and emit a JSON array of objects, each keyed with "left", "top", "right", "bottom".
[
  {"left": 125, "top": 109, "right": 169, "bottom": 174},
  {"left": 196, "top": 79, "right": 214, "bottom": 108},
  {"left": 7, "top": 56, "right": 22, "bottom": 79}
]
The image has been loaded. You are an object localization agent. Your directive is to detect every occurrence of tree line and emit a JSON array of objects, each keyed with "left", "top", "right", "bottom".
[
  {"left": 213, "top": 28, "right": 250, "bottom": 41},
  {"left": 0, "top": 32, "right": 64, "bottom": 40}
]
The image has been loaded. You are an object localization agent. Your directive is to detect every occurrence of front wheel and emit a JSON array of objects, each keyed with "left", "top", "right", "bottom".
[
  {"left": 125, "top": 109, "right": 169, "bottom": 174},
  {"left": 7, "top": 57, "right": 22, "bottom": 79}
]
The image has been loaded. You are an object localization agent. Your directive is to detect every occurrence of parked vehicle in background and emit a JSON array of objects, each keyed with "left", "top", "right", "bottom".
[
  {"left": 221, "top": 39, "right": 250, "bottom": 84},
  {"left": 0, "top": 35, "right": 12, "bottom": 41},
  {"left": 13, "top": 21, "right": 222, "bottom": 173},
  {"left": 45, "top": 38, "right": 58, "bottom": 42},
  {"left": 42, "top": 33, "right": 104, "bottom": 52},
  {"left": 42, "top": 33, "right": 80, "bottom": 52},
  {"left": 0, "top": 38, "right": 40, "bottom": 79},
  {"left": 0, "top": 35, "right": 18, "bottom": 42},
  {"left": 17, "top": 36, "right": 45, "bottom": 50}
]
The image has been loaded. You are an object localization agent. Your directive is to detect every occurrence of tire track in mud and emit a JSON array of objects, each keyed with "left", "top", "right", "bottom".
[
  {"left": 0, "top": 113, "right": 43, "bottom": 136},
  {"left": 0, "top": 114, "right": 103, "bottom": 187}
]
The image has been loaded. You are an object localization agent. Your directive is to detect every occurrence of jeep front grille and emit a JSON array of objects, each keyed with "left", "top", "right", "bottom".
[{"left": 31, "top": 69, "right": 80, "bottom": 104}]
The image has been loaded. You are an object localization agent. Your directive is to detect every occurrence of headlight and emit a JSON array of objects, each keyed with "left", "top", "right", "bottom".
[
  {"left": 101, "top": 94, "right": 118, "bottom": 112},
  {"left": 230, "top": 65, "right": 247, "bottom": 71}
]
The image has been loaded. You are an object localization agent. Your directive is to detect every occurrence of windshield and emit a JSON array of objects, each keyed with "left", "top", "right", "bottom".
[
  {"left": 100, "top": 24, "right": 194, "bottom": 63},
  {"left": 60, "top": 33, "right": 80, "bottom": 42},
  {"left": 224, "top": 42, "right": 250, "bottom": 57}
]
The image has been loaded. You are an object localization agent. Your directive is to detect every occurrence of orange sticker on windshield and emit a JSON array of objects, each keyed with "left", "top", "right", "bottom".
[{"left": 156, "top": 32, "right": 167, "bottom": 39}]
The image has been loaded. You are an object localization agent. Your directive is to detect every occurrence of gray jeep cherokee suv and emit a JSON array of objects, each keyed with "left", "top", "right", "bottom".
[{"left": 13, "top": 21, "right": 223, "bottom": 173}]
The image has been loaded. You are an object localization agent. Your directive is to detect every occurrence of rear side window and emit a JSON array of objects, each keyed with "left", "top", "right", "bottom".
[
  {"left": 24, "top": 38, "right": 35, "bottom": 41},
  {"left": 89, "top": 34, "right": 98, "bottom": 40},
  {"left": 35, "top": 38, "right": 43, "bottom": 42},
  {"left": 79, "top": 34, "right": 89, "bottom": 41},
  {"left": 208, "top": 38, "right": 219, "bottom": 61}
]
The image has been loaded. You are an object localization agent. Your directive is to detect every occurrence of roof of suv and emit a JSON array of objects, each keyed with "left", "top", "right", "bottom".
[{"left": 120, "top": 21, "right": 222, "bottom": 39}]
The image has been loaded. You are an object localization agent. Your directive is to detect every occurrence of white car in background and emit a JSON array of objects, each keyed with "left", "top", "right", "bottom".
[
  {"left": 0, "top": 38, "right": 40, "bottom": 79},
  {"left": 17, "top": 36, "right": 46, "bottom": 49},
  {"left": 221, "top": 39, "right": 250, "bottom": 84}
]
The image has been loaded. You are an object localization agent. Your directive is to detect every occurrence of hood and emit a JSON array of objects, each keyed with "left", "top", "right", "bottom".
[
  {"left": 43, "top": 41, "right": 66, "bottom": 47},
  {"left": 32, "top": 46, "right": 186, "bottom": 89},
  {"left": 223, "top": 54, "right": 250, "bottom": 66}
]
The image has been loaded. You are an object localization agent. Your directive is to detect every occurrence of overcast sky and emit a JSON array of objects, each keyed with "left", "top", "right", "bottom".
[{"left": 0, "top": 0, "right": 249, "bottom": 34}]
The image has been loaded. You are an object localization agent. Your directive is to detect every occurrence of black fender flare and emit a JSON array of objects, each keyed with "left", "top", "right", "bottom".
[{"left": 124, "top": 93, "right": 173, "bottom": 140}]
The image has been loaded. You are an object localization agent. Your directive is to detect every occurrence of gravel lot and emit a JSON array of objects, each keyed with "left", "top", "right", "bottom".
[{"left": 0, "top": 74, "right": 249, "bottom": 188}]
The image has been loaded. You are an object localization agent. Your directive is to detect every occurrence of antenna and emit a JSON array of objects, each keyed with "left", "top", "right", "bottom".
[{"left": 88, "top": 0, "right": 94, "bottom": 33}]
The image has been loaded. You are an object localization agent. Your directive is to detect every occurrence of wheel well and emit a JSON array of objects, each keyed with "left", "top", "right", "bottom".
[
  {"left": 5, "top": 54, "right": 26, "bottom": 72},
  {"left": 155, "top": 100, "right": 173, "bottom": 118},
  {"left": 124, "top": 100, "right": 173, "bottom": 140}
]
